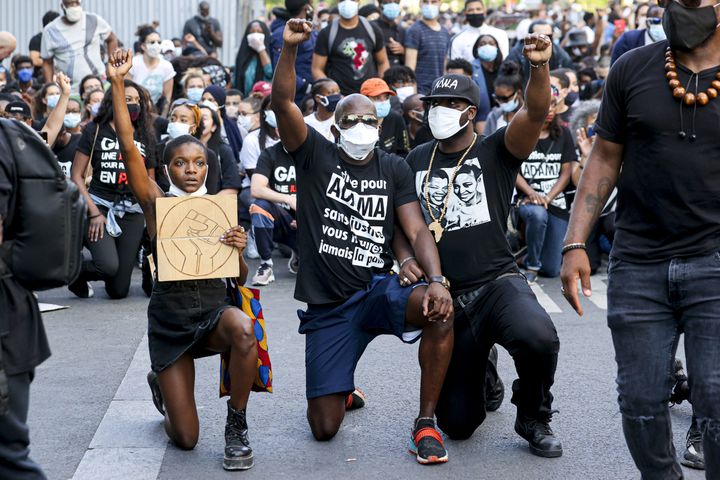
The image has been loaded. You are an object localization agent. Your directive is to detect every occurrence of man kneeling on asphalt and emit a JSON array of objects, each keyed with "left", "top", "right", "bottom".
[
  {"left": 249, "top": 143, "right": 299, "bottom": 285},
  {"left": 394, "top": 33, "right": 564, "bottom": 458},
  {"left": 273, "top": 19, "right": 455, "bottom": 465}
]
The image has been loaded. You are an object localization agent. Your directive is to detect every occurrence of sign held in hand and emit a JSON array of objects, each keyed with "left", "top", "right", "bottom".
[{"left": 156, "top": 195, "right": 239, "bottom": 282}]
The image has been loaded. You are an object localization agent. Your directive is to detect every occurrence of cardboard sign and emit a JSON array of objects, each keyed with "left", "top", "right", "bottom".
[{"left": 155, "top": 195, "right": 239, "bottom": 282}]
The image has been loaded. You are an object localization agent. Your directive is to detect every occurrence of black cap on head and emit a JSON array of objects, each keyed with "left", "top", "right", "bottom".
[
  {"left": 420, "top": 74, "right": 481, "bottom": 107},
  {"left": 285, "top": 0, "right": 309, "bottom": 14},
  {"left": 6, "top": 100, "right": 31, "bottom": 118}
]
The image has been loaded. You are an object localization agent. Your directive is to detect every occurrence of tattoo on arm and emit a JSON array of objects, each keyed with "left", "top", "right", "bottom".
[{"left": 584, "top": 176, "right": 613, "bottom": 217}]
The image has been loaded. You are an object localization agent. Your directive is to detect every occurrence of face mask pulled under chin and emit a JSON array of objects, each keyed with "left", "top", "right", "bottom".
[
  {"left": 336, "top": 123, "right": 379, "bottom": 161},
  {"left": 164, "top": 165, "right": 208, "bottom": 197},
  {"left": 428, "top": 105, "right": 471, "bottom": 140}
]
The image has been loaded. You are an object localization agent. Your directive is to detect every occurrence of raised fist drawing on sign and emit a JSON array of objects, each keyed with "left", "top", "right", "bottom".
[{"left": 170, "top": 209, "right": 226, "bottom": 275}]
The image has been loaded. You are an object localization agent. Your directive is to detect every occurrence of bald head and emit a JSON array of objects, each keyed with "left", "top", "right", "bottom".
[
  {"left": 334, "top": 93, "right": 377, "bottom": 122},
  {"left": 0, "top": 32, "right": 17, "bottom": 61},
  {"left": 402, "top": 93, "right": 423, "bottom": 115}
]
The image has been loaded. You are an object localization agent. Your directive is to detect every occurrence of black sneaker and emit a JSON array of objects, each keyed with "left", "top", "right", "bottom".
[
  {"left": 681, "top": 418, "right": 705, "bottom": 470},
  {"left": 345, "top": 388, "right": 366, "bottom": 411},
  {"left": 515, "top": 413, "right": 563, "bottom": 458},
  {"left": 146, "top": 371, "right": 165, "bottom": 416},
  {"left": 68, "top": 276, "right": 94, "bottom": 298},
  {"left": 223, "top": 402, "right": 254, "bottom": 471},
  {"left": 409, "top": 417, "right": 448, "bottom": 465},
  {"left": 485, "top": 345, "right": 505, "bottom": 412}
]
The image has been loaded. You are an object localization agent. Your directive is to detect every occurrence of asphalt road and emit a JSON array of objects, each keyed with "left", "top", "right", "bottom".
[{"left": 28, "top": 258, "right": 704, "bottom": 480}]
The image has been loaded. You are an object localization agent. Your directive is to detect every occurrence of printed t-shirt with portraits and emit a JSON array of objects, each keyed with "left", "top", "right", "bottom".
[
  {"left": 77, "top": 122, "right": 155, "bottom": 203},
  {"left": 518, "top": 127, "right": 578, "bottom": 219},
  {"left": 289, "top": 127, "right": 416, "bottom": 305},
  {"left": 255, "top": 143, "right": 297, "bottom": 212},
  {"left": 406, "top": 127, "right": 523, "bottom": 294}
]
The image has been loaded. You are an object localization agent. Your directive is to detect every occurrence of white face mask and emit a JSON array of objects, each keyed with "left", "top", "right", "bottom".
[
  {"left": 428, "top": 105, "right": 471, "bottom": 140},
  {"left": 335, "top": 123, "right": 379, "bottom": 161},
  {"left": 64, "top": 5, "right": 83, "bottom": 23},
  {"left": 146, "top": 42, "right": 162, "bottom": 58},
  {"left": 167, "top": 121, "right": 192, "bottom": 139},
  {"left": 164, "top": 165, "right": 208, "bottom": 197},
  {"left": 225, "top": 105, "right": 239, "bottom": 119},
  {"left": 395, "top": 86, "right": 415, "bottom": 103},
  {"left": 238, "top": 115, "right": 254, "bottom": 132}
]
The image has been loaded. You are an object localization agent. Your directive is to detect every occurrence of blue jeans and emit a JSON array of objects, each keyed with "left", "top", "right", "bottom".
[
  {"left": 518, "top": 204, "right": 568, "bottom": 277},
  {"left": 607, "top": 253, "right": 720, "bottom": 479}
]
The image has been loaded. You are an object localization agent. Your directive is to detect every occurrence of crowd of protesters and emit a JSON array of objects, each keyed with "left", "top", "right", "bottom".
[{"left": 1, "top": 0, "right": 717, "bottom": 477}]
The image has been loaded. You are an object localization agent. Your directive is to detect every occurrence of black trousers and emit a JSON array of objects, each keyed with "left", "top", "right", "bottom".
[
  {"left": 0, "top": 372, "right": 46, "bottom": 480},
  {"left": 82, "top": 210, "right": 145, "bottom": 299},
  {"left": 436, "top": 276, "right": 560, "bottom": 440}
]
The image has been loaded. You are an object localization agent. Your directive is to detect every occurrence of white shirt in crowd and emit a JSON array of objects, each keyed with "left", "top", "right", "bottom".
[
  {"left": 240, "top": 129, "right": 280, "bottom": 188},
  {"left": 303, "top": 113, "right": 334, "bottom": 141},
  {"left": 41, "top": 12, "right": 112, "bottom": 91},
  {"left": 449, "top": 25, "right": 510, "bottom": 62},
  {"left": 129, "top": 55, "right": 176, "bottom": 104}
]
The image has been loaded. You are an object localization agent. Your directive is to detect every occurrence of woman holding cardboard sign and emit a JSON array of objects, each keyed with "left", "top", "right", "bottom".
[{"left": 107, "top": 49, "right": 258, "bottom": 472}]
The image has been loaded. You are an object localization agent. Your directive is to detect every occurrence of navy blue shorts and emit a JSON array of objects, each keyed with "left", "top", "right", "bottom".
[{"left": 297, "top": 274, "right": 424, "bottom": 399}]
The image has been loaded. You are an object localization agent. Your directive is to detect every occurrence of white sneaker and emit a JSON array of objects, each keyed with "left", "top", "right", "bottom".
[
  {"left": 288, "top": 250, "right": 299, "bottom": 275},
  {"left": 252, "top": 263, "right": 275, "bottom": 286},
  {"left": 245, "top": 232, "right": 260, "bottom": 260}
]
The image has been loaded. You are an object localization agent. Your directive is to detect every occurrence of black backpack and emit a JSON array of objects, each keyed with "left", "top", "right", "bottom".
[{"left": 0, "top": 119, "right": 86, "bottom": 291}]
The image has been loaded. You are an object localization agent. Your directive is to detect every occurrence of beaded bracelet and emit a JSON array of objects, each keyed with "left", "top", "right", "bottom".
[
  {"left": 529, "top": 59, "right": 550, "bottom": 69},
  {"left": 561, "top": 243, "right": 586, "bottom": 255}
]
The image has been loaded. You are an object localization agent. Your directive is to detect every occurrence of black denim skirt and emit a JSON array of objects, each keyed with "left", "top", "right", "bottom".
[{"left": 147, "top": 277, "right": 232, "bottom": 372}]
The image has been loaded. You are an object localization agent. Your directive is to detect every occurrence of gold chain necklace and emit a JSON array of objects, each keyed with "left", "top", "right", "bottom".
[{"left": 424, "top": 133, "right": 478, "bottom": 242}]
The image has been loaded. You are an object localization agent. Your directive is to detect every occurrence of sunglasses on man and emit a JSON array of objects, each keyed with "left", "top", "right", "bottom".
[{"left": 338, "top": 114, "right": 379, "bottom": 128}]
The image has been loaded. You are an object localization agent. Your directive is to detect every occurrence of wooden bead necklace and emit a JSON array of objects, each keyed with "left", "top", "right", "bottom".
[{"left": 665, "top": 46, "right": 720, "bottom": 106}]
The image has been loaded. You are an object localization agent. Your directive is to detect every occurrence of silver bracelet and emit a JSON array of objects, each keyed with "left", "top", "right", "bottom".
[{"left": 399, "top": 256, "right": 416, "bottom": 268}]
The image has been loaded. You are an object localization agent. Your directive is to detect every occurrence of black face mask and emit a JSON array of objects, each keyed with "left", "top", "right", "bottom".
[
  {"left": 565, "top": 91, "right": 579, "bottom": 106},
  {"left": 663, "top": 1, "right": 719, "bottom": 51},
  {"left": 466, "top": 13, "right": 485, "bottom": 28},
  {"left": 128, "top": 104, "right": 141, "bottom": 122}
]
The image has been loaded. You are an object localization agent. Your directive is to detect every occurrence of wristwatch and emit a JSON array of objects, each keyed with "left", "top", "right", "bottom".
[{"left": 429, "top": 275, "right": 451, "bottom": 290}]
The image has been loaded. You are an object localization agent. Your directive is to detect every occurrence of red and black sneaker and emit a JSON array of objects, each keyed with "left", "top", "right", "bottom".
[
  {"left": 409, "top": 417, "right": 448, "bottom": 465},
  {"left": 345, "top": 388, "right": 366, "bottom": 411}
]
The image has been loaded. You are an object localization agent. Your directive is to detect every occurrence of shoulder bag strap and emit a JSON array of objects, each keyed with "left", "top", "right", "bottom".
[{"left": 84, "top": 124, "right": 99, "bottom": 185}]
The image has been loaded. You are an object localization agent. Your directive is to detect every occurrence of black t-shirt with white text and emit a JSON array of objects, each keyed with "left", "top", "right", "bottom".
[
  {"left": 406, "top": 128, "right": 523, "bottom": 294},
  {"left": 519, "top": 128, "right": 577, "bottom": 218},
  {"left": 315, "top": 21, "right": 385, "bottom": 96},
  {"left": 256, "top": 143, "right": 297, "bottom": 199},
  {"left": 77, "top": 122, "right": 155, "bottom": 203},
  {"left": 289, "top": 127, "right": 416, "bottom": 305},
  {"left": 53, "top": 133, "right": 81, "bottom": 178},
  {"left": 596, "top": 41, "right": 720, "bottom": 262}
]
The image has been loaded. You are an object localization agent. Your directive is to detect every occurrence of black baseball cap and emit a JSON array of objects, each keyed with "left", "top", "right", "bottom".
[
  {"left": 5, "top": 101, "right": 31, "bottom": 118},
  {"left": 420, "top": 74, "right": 481, "bottom": 108}
]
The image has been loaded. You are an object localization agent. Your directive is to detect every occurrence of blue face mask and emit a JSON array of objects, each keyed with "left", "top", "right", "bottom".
[
  {"left": 90, "top": 102, "right": 101, "bottom": 117},
  {"left": 47, "top": 94, "right": 60, "bottom": 109},
  {"left": 187, "top": 87, "right": 204, "bottom": 103},
  {"left": 383, "top": 2, "right": 401, "bottom": 20},
  {"left": 319, "top": 93, "right": 342, "bottom": 113},
  {"left": 338, "top": 0, "right": 359, "bottom": 19},
  {"left": 421, "top": 4, "right": 439, "bottom": 20},
  {"left": 476, "top": 45, "right": 498, "bottom": 62},
  {"left": 648, "top": 24, "right": 667, "bottom": 42},
  {"left": 265, "top": 110, "right": 278, "bottom": 128},
  {"left": 374, "top": 99, "right": 391, "bottom": 118},
  {"left": 17, "top": 68, "right": 33, "bottom": 83},
  {"left": 500, "top": 98, "right": 519, "bottom": 113},
  {"left": 63, "top": 113, "right": 81, "bottom": 129}
]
